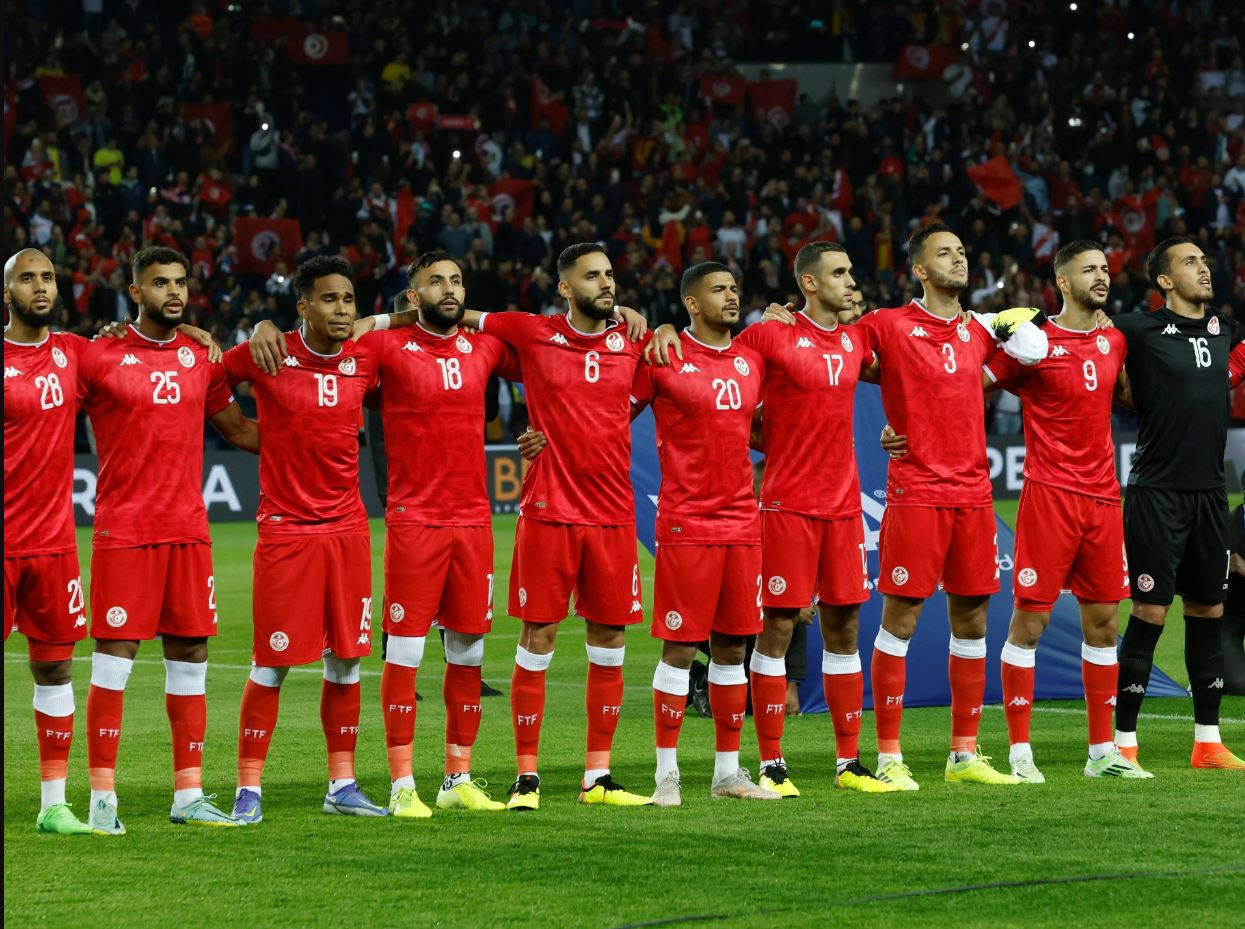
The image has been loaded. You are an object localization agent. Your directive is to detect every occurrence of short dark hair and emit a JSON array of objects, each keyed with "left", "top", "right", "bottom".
[
  {"left": 907, "top": 222, "right": 954, "bottom": 265},
  {"left": 293, "top": 255, "right": 354, "bottom": 300},
  {"left": 556, "top": 242, "right": 607, "bottom": 278},
  {"left": 794, "top": 241, "right": 847, "bottom": 289},
  {"left": 680, "top": 261, "right": 734, "bottom": 301},
  {"left": 1146, "top": 236, "right": 1197, "bottom": 291},
  {"left": 406, "top": 250, "right": 460, "bottom": 283},
  {"left": 1053, "top": 239, "right": 1105, "bottom": 275},
  {"left": 132, "top": 246, "right": 189, "bottom": 281}
]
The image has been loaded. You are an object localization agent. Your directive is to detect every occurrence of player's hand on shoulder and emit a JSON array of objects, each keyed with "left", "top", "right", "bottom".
[
  {"left": 615, "top": 305, "right": 648, "bottom": 342},
  {"left": 177, "top": 324, "right": 222, "bottom": 363},
  {"left": 517, "top": 427, "right": 547, "bottom": 461},
  {"left": 643, "top": 324, "right": 682, "bottom": 366},
  {"left": 249, "top": 320, "right": 288, "bottom": 376},
  {"left": 460, "top": 309, "right": 483, "bottom": 330},
  {"left": 1094, "top": 309, "right": 1114, "bottom": 329},
  {"left": 94, "top": 319, "right": 130, "bottom": 340},
  {"left": 880, "top": 423, "right": 908, "bottom": 458},
  {"left": 762, "top": 301, "right": 797, "bottom": 325}
]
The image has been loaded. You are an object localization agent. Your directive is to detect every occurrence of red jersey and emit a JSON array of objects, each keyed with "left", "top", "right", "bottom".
[
  {"left": 365, "top": 325, "right": 520, "bottom": 526},
  {"left": 78, "top": 326, "right": 234, "bottom": 548},
  {"left": 856, "top": 301, "right": 996, "bottom": 507},
  {"left": 736, "top": 313, "right": 872, "bottom": 519},
  {"left": 630, "top": 331, "right": 762, "bottom": 545},
  {"left": 480, "top": 312, "right": 646, "bottom": 526},
  {"left": 984, "top": 321, "right": 1126, "bottom": 502},
  {"left": 3, "top": 332, "right": 87, "bottom": 556},
  {"left": 222, "top": 330, "right": 378, "bottom": 536}
]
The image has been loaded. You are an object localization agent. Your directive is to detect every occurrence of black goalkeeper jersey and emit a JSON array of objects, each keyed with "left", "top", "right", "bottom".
[{"left": 1114, "top": 306, "right": 1244, "bottom": 491}]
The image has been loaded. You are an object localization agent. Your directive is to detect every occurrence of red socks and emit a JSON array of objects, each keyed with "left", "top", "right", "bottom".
[
  {"left": 708, "top": 662, "right": 748, "bottom": 753},
  {"left": 1081, "top": 643, "right": 1119, "bottom": 748},
  {"left": 380, "top": 662, "right": 417, "bottom": 782},
  {"left": 821, "top": 651, "right": 864, "bottom": 761},
  {"left": 1000, "top": 642, "right": 1036, "bottom": 747},
  {"left": 321, "top": 680, "right": 361, "bottom": 782},
  {"left": 166, "top": 693, "right": 207, "bottom": 792},
  {"left": 748, "top": 650, "right": 787, "bottom": 763},
  {"left": 512, "top": 646, "right": 551, "bottom": 774},
  {"left": 584, "top": 647, "right": 625, "bottom": 774},
  {"left": 871, "top": 631, "right": 908, "bottom": 756},
  {"left": 237, "top": 677, "right": 281, "bottom": 787},
  {"left": 444, "top": 663, "right": 483, "bottom": 776},
  {"left": 948, "top": 637, "right": 987, "bottom": 753}
]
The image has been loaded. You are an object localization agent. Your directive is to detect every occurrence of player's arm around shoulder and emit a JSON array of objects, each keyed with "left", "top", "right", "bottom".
[
  {"left": 207, "top": 357, "right": 259, "bottom": 454},
  {"left": 248, "top": 319, "right": 290, "bottom": 376}
]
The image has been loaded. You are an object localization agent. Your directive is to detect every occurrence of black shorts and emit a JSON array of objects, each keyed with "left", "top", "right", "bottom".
[{"left": 1124, "top": 486, "right": 1230, "bottom": 606}]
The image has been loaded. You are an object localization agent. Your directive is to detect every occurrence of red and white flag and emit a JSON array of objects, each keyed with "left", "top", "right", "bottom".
[{"left": 235, "top": 218, "right": 303, "bottom": 275}]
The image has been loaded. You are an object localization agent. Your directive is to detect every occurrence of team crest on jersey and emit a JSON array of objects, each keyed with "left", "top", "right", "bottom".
[
  {"left": 389, "top": 603, "right": 405, "bottom": 622},
  {"left": 1096, "top": 334, "right": 1110, "bottom": 355},
  {"left": 606, "top": 331, "right": 625, "bottom": 352},
  {"left": 456, "top": 335, "right": 472, "bottom": 353},
  {"left": 1137, "top": 574, "right": 1155, "bottom": 593},
  {"left": 957, "top": 322, "right": 970, "bottom": 343},
  {"left": 51, "top": 346, "right": 68, "bottom": 368},
  {"left": 518, "top": 587, "right": 528, "bottom": 607},
  {"left": 269, "top": 631, "right": 290, "bottom": 652},
  {"left": 1017, "top": 568, "right": 1038, "bottom": 588},
  {"left": 891, "top": 566, "right": 909, "bottom": 586},
  {"left": 767, "top": 576, "right": 787, "bottom": 595},
  {"left": 105, "top": 606, "right": 128, "bottom": 628},
  {"left": 1208, "top": 316, "right": 1220, "bottom": 335},
  {"left": 840, "top": 332, "right": 853, "bottom": 352},
  {"left": 664, "top": 610, "right": 683, "bottom": 631},
  {"left": 733, "top": 356, "right": 750, "bottom": 376},
  {"left": 338, "top": 356, "right": 356, "bottom": 375}
]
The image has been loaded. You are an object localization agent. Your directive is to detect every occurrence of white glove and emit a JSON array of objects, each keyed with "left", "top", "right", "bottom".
[{"left": 1002, "top": 320, "right": 1048, "bottom": 365}]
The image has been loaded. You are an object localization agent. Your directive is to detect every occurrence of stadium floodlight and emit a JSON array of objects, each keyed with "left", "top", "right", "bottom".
[
  {"left": 1069, "top": 2, "right": 1077, "bottom": 10},
  {"left": 1028, "top": 40, "right": 1036, "bottom": 48},
  {"left": 452, "top": 150, "right": 462, "bottom": 159}
]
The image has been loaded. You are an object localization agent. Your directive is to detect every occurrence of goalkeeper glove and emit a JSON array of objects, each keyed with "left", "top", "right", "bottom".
[{"left": 992, "top": 306, "right": 1042, "bottom": 339}]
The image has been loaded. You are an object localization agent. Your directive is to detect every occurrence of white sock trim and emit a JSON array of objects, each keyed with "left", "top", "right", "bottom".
[
  {"left": 386, "top": 634, "right": 426, "bottom": 669},
  {"left": 248, "top": 664, "right": 289, "bottom": 688},
  {"left": 1081, "top": 642, "right": 1117, "bottom": 666},
  {"left": 33, "top": 682, "right": 75, "bottom": 717},
  {"left": 322, "top": 653, "right": 361, "bottom": 685},
  {"left": 874, "top": 628, "right": 910, "bottom": 658},
  {"left": 652, "top": 661, "right": 690, "bottom": 696},
  {"left": 821, "top": 650, "right": 862, "bottom": 675},
  {"left": 707, "top": 661, "right": 747, "bottom": 687},
  {"left": 164, "top": 658, "right": 207, "bottom": 696},
  {"left": 89, "top": 652, "right": 133, "bottom": 691},
  {"left": 443, "top": 631, "right": 484, "bottom": 667},
  {"left": 1194, "top": 724, "right": 1222, "bottom": 744},
  {"left": 1114, "top": 730, "right": 1137, "bottom": 748},
  {"left": 1000, "top": 641, "right": 1037, "bottom": 668},
  {"left": 749, "top": 650, "right": 786, "bottom": 677},
  {"left": 515, "top": 644, "right": 553, "bottom": 672},
  {"left": 949, "top": 636, "right": 987, "bottom": 660},
  {"left": 585, "top": 643, "right": 625, "bottom": 667}
]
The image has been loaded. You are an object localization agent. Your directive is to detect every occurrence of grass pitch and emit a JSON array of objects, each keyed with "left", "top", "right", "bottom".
[{"left": 4, "top": 508, "right": 1243, "bottom": 929}]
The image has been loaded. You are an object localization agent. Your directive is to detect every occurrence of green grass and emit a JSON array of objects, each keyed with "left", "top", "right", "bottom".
[{"left": 5, "top": 512, "right": 1244, "bottom": 929}]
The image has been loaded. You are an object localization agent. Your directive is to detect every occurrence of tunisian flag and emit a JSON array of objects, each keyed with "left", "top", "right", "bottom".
[
  {"left": 286, "top": 30, "right": 350, "bottom": 66},
  {"left": 1113, "top": 190, "right": 1158, "bottom": 252},
  {"left": 235, "top": 218, "right": 302, "bottom": 275},
  {"left": 40, "top": 75, "right": 85, "bottom": 127},
  {"left": 490, "top": 178, "right": 536, "bottom": 226},
  {"left": 968, "top": 156, "right": 1023, "bottom": 210},
  {"left": 747, "top": 78, "right": 797, "bottom": 128},
  {"left": 700, "top": 73, "right": 746, "bottom": 106},
  {"left": 892, "top": 44, "right": 956, "bottom": 79},
  {"left": 181, "top": 102, "right": 234, "bottom": 152}
]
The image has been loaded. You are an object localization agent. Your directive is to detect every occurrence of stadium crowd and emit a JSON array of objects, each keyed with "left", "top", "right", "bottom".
[{"left": 5, "top": 0, "right": 1245, "bottom": 380}]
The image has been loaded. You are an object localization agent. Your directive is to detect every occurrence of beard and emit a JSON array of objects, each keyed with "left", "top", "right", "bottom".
[
  {"left": 424, "top": 298, "right": 465, "bottom": 328},
  {"left": 1070, "top": 281, "right": 1107, "bottom": 310},
  {"left": 928, "top": 269, "right": 967, "bottom": 292},
  {"left": 7, "top": 294, "right": 54, "bottom": 328},
  {"left": 142, "top": 300, "right": 184, "bottom": 328},
  {"left": 573, "top": 290, "right": 616, "bottom": 321},
  {"left": 1178, "top": 281, "right": 1214, "bottom": 304}
]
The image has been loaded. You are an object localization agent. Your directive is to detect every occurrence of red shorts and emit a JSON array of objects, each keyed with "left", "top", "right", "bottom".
[
  {"left": 252, "top": 531, "right": 373, "bottom": 667},
  {"left": 509, "top": 518, "right": 642, "bottom": 626},
  {"left": 761, "top": 511, "right": 870, "bottom": 608},
  {"left": 877, "top": 506, "right": 999, "bottom": 598},
  {"left": 383, "top": 524, "right": 494, "bottom": 636},
  {"left": 1013, "top": 481, "right": 1128, "bottom": 611},
  {"left": 652, "top": 544, "right": 762, "bottom": 642},
  {"left": 90, "top": 543, "right": 218, "bottom": 641},
  {"left": 4, "top": 553, "right": 88, "bottom": 658}
]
